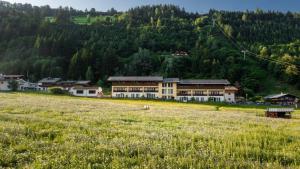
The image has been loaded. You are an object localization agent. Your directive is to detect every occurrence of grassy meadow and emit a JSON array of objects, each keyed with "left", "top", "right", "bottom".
[{"left": 0, "top": 93, "right": 299, "bottom": 168}]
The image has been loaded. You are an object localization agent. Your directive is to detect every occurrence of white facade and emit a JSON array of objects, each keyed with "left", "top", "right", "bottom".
[
  {"left": 175, "top": 96, "right": 225, "bottom": 102},
  {"left": 112, "top": 92, "right": 158, "bottom": 99},
  {"left": 224, "top": 92, "right": 236, "bottom": 103},
  {"left": 0, "top": 81, "right": 10, "bottom": 91},
  {"left": 69, "top": 87, "right": 103, "bottom": 97}
]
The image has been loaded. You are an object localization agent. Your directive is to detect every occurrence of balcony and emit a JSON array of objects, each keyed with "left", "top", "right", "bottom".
[
  {"left": 113, "top": 90, "right": 127, "bottom": 92},
  {"left": 209, "top": 94, "right": 224, "bottom": 96},
  {"left": 194, "top": 94, "right": 206, "bottom": 96},
  {"left": 129, "top": 90, "right": 143, "bottom": 93},
  {"left": 144, "top": 90, "right": 158, "bottom": 93},
  {"left": 177, "top": 93, "right": 191, "bottom": 96}
]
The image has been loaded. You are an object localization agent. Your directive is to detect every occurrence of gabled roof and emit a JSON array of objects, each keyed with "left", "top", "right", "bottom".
[
  {"left": 163, "top": 78, "right": 180, "bottom": 83},
  {"left": 3, "top": 75, "right": 24, "bottom": 78},
  {"left": 179, "top": 79, "right": 230, "bottom": 85},
  {"left": 75, "top": 81, "right": 91, "bottom": 85},
  {"left": 38, "top": 77, "right": 61, "bottom": 83},
  {"left": 72, "top": 86, "right": 101, "bottom": 90},
  {"left": 0, "top": 74, "right": 24, "bottom": 80},
  {"left": 225, "top": 86, "right": 239, "bottom": 91},
  {"left": 108, "top": 76, "right": 163, "bottom": 82},
  {"left": 264, "top": 93, "right": 298, "bottom": 99}
]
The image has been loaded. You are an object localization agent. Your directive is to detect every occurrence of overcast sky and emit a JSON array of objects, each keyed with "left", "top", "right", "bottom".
[{"left": 5, "top": 0, "right": 300, "bottom": 13}]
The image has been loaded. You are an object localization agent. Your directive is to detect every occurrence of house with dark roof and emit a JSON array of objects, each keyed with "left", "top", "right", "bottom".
[
  {"left": 0, "top": 74, "right": 25, "bottom": 91},
  {"left": 108, "top": 76, "right": 238, "bottom": 102},
  {"left": 264, "top": 93, "right": 299, "bottom": 106}
]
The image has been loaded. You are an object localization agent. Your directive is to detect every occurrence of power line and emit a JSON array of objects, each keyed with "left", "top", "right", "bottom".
[{"left": 212, "top": 20, "right": 300, "bottom": 69}]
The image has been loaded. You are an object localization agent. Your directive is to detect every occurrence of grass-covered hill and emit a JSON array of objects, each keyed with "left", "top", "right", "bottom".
[
  {"left": 0, "top": 1, "right": 299, "bottom": 97},
  {"left": 0, "top": 92, "right": 299, "bottom": 168}
]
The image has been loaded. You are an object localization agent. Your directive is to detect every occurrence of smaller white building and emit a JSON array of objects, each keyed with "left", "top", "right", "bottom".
[
  {"left": 69, "top": 86, "right": 103, "bottom": 98},
  {"left": 0, "top": 74, "right": 24, "bottom": 91}
]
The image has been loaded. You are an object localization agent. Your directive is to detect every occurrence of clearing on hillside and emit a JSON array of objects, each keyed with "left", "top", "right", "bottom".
[{"left": 0, "top": 93, "right": 299, "bottom": 168}]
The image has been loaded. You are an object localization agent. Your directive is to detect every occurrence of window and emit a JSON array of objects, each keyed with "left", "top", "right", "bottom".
[
  {"left": 162, "top": 89, "right": 166, "bottom": 94},
  {"left": 168, "top": 89, "right": 173, "bottom": 94},
  {"left": 89, "top": 90, "right": 96, "bottom": 94},
  {"left": 195, "top": 91, "right": 204, "bottom": 95},
  {"left": 210, "top": 91, "right": 220, "bottom": 96},
  {"left": 114, "top": 87, "right": 127, "bottom": 92},
  {"left": 168, "top": 83, "right": 173, "bottom": 87},
  {"left": 76, "top": 90, "right": 84, "bottom": 94},
  {"left": 162, "top": 83, "right": 167, "bottom": 87}
]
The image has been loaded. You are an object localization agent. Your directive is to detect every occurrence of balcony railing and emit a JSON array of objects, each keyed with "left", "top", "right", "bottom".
[
  {"left": 144, "top": 90, "right": 158, "bottom": 93},
  {"left": 113, "top": 90, "right": 127, "bottom": 92},
  {"left": 193, "top": 94, "right": 206, "bottom": 96},
  {"left": 209, "top": 94, "right": 224, "bottom": 96},
  {"left": 128, "top": 90, "right": 143, "bottom": 92},
  {"left": 177, "top": 94, "right": 191, "bottom": 96}
]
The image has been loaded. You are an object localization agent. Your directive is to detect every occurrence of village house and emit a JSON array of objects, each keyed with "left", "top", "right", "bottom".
[
  {"left": 107, "top": 76, "right": 238, "bottom": 102},
  {"left": 0, "top": 74, "right": 24, "bottom": 91},
  {"left": 37, "top": 77, "right": 102, "bottom": 98},
  {"left": 264, "top": 93, "right": 299, "bottom": 106},
  {"left": 38, "top": 77, "right": 62, "bottom": 91},
  {"left": 69, "top": 86, "right": 103, "bottom": 97}
]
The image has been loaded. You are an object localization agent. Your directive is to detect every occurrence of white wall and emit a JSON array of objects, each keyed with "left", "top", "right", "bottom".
[
  {"left": 69, "top": 88, "right": 102, "bottom": 97},
  {"left": 175, "top": 96, "right": 225, "bottom": 102},
  {"left": 112, "top": 92, "right": 159, "bottom": 99},
  {"left": 225, "top": 92, "right": 235, "bottom": 103},
  {"left": 0, "top": 81, "right": 10, "bottom": 91}
]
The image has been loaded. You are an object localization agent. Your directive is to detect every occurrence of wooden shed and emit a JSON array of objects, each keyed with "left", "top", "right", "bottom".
[{"left": 265, "top": 108, "right": 294, "bottom": 119}]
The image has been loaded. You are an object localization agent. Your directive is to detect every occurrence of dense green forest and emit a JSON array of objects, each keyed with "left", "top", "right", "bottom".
[{"left": 0, "top": 1, "right": 299, "bottom": 97}]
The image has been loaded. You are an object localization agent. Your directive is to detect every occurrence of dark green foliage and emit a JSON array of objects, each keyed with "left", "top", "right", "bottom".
[
  {"left": 0, "top": 2, "right": 299, "bottom": 96},
  {"left": 8, "top": 80, "right": 19, "bottom": 91},
  {"left": 49, "top": 87, "right": 65, "bottom": 95},
  {"left": 85, "top": 66, "right": 94, "bottom": 82}
]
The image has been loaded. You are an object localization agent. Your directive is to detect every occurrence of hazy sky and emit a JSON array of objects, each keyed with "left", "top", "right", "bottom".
[{"left": 5, "top": 0, "right": 300, "bottom": 13}]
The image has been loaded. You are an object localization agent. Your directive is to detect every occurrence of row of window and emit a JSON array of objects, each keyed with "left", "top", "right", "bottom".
[
  {"left": 162, "top": 89, "right": 173, "bottom": 95},
  {"left": 179, "top": 97, "right": 222, "bottom": 102},
  {"left": 76, "top": 90, "right": 96, "bottom": 95},
  {"left": 162, "top": 83, "right": 173, "bottom": 87},
  {"left": 115, "top": 93, "right": 156, "bottom": 99},
  {"left": 113, "top": 87, "right": 158, "bottom": 92}
]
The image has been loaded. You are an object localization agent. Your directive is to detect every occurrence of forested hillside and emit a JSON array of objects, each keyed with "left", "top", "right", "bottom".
[{"left": 0, "top": 1, "right": 299, "bottom": 97}]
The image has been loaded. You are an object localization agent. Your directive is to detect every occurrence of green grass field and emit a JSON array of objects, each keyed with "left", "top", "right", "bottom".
[{"left": 0, "top": 93, "right": 299, "bottom": 168}]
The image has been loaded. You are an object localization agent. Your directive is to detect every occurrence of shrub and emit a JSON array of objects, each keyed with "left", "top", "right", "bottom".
[
  {"left": 49, "top": 87, "right": 65, "bottom": 95},
  {"left": 8, "top": 80, "right": 19, "bottom": 91}
]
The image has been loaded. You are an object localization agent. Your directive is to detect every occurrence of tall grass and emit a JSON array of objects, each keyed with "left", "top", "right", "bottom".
[{"left": 0, "top": 93, "right": 299, "bottom": 168}]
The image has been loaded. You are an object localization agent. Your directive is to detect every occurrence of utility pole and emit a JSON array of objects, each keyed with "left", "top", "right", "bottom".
[{"left": 242, "top": 50, "right": 247, "bottom": 60}]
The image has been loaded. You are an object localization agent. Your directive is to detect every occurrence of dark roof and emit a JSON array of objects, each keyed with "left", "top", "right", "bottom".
[
  {"left": 0, "top": 74, "right": 24, "bottom": 80},
  {"left": 108, "top": 76, "right": 163, "bottom": 82},
  {"left": 72, "top": 86, "right": 100, "bottom": 90},
  {"left": 264, "top": 93, "right": 298, "bottom": 99},
  {"left": 38, "top": 78, "right": 61, "bottom": 83},
  {"left": 179, "top": 79, "right": 230, "bottom": 85},
  {"left": 163, "top": 78, "right": 180, "bottom": 83},
  {"left": 75, "top": 81, "right": 91, "bottom": 85}
]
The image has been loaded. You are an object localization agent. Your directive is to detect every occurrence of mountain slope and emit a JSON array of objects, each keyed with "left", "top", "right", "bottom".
[{"left": 0, "top": 1, "right": 299, "bottom": 97}]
